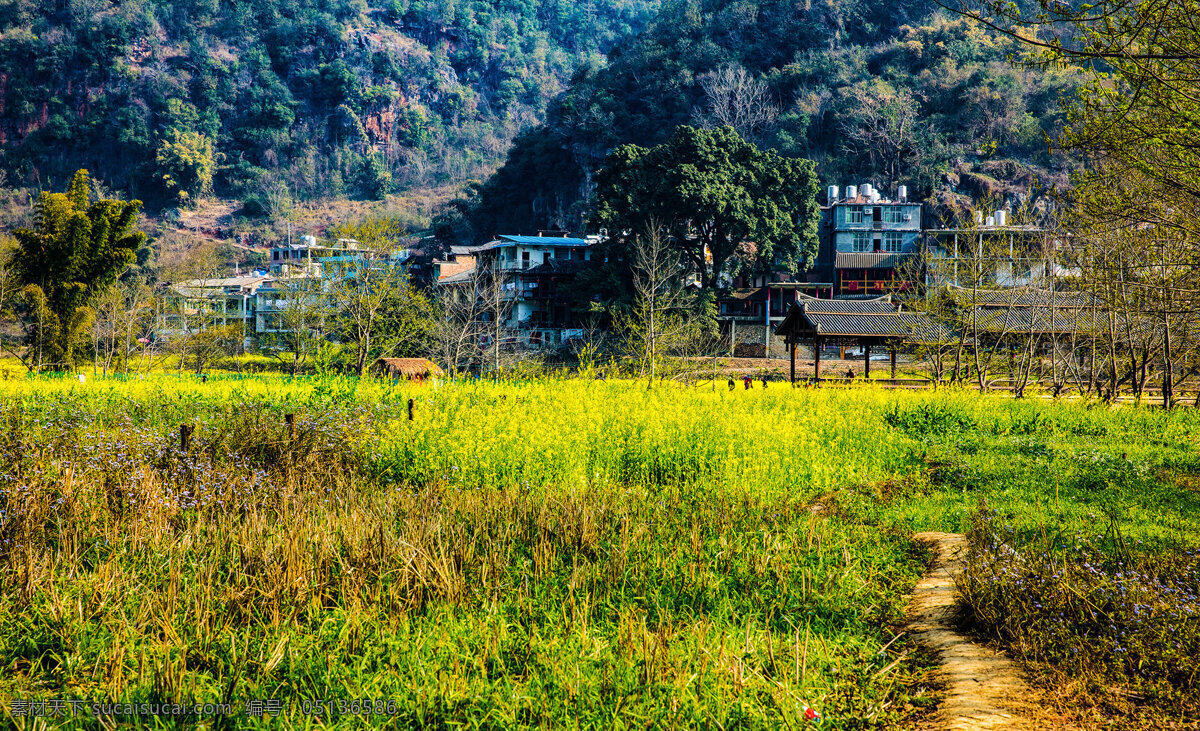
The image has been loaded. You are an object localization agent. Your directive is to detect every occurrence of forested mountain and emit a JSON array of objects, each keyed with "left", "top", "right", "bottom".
[
  {"left": 0, "top": 0, "right": 659, "bottom": 209},
  {"left": 458, "top": 0, "right": 1081, "bottom": 240}
]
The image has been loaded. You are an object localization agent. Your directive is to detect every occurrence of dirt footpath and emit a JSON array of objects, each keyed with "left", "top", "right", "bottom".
[{"left": 909, "top": 532, "right": 1063, "bottom": 730}]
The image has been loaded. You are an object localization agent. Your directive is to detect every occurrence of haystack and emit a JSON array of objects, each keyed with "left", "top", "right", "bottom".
[{"left": 371, "top": 358, "right": 444, "bottom": 379}]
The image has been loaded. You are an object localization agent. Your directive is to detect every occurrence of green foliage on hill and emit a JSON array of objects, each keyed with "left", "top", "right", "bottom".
[
  {"left": 0, "top": 0, "right": 659, "bottom": 207},
  {"left": 461, "top": 0, "right": 1081, "bottom": 238}
]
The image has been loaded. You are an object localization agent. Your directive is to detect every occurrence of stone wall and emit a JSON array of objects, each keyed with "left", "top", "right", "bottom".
[{"left": 725, "top": 322, "right": 795, "bottom": 359}]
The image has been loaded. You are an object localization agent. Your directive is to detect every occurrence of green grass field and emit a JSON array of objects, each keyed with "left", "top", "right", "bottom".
[{"left": 0, "top": 375, "right": 1196, "bottom": 728}]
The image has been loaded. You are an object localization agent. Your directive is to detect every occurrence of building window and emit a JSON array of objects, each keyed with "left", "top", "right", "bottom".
[
  {"left": 845, "top": 206, "right": 864, "bottom": 224},
  {"left": 883, "top": 232, "right": 903, "bottom": 252},
  {"left": 852, "top": 233, "right": 870, "bottom": 252},
  {"left": 521, "top": 250, "right": 531, "bottom": 268},
  {"left": 883, "top": 206, "right": 904, "bottom": 224}
]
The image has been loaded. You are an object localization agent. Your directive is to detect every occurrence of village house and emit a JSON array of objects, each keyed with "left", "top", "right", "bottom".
[
  {"left": 448, "top": 233, "right": 600, "bottom": 347},
  {"left": 431, "top": 245, "right": 477, "bottom": 284},
  {"left": 817, "top": 183, "right": 923, "bottom": 296},
  {"left": 159, "top": 274, "right": 271, "bottom": 345}
]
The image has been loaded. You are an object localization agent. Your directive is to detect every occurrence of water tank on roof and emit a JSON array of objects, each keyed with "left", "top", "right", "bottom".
[
  {"left": 897, "top": 185, "right": 908, "bottom": 202},
  {"left": 986, "top": 216, "right": 996, "bottom": 227},
  {"left": 861, "top": 183, "right": 873, "bottom": 198},
  {"left": 301, "top": 235, "right": 317, "bottom": 247},
  {"left": 827, "top": 186, "right": 839, "bottom": 203},
  {"left": 974, "top": 211, "right": 984, "bottom": 225},
  {"left": 996, "top": 210, "right": 1008, "bottom": 227},
  {"left": 846, "top": 185, "right": 858, "bottom": 199}
]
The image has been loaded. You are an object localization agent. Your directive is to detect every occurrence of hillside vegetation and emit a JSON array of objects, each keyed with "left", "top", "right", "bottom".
[
  {"left": 0, "top": 0, "right": 659, "bottom": 209},
  {"left": 460, "top": 0, "right": 1081, "bottom": 238}
]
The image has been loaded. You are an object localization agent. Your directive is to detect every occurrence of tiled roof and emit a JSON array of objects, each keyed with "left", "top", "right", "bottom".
[
  {"left": 835, "top": 252, "right": 916, "bottom": 270},
  {"left": 797, "top": 294, "right": 894, "bottom": 314},
  {"left": 777, "top": 296, "right": 948, "bottom": 341},
  {"left": 805, "top": 311, "right": 950, "bottom": 340},
  {"left": 950, "top": 286, "right": 1098, "bottom": 309},
  {"left": 970, "top": 307, "right": 1105, "bottom": 334}
]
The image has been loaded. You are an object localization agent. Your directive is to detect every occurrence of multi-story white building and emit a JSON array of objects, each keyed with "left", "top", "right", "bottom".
[{"left": 159, "top": 275, "right": 271, "bottom": 345}]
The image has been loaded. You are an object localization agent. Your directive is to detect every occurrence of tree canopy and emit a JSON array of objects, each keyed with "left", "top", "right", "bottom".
[
  {"left": 12, "top": 170, "right": 145, "bottom": 368},
  {"left": 0, "top": 0, "right": 659, "bottom": 207},
  {"left": 592, "top": 125, "right": 820, "bottom": 288}
]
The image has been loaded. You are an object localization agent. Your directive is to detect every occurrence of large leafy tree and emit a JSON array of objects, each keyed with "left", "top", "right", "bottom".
[
  {"left": 591, "top": 125, "right": 820, "bottom": 288},
  {"left": 12, "top": 170, "right": 145, "bottom": 369}
]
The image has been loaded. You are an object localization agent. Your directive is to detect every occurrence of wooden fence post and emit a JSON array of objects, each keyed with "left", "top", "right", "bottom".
[
  {"left": 179, "top": 424, "right": 193, "bottom": 453},
  {"left": 407, "top": 398, "right": 414, "bottom": 421},
  {"left": 285, "top": 413, "right": 296, "bottom": 441}
]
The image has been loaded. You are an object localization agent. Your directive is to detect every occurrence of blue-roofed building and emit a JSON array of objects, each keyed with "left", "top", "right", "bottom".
[{"left": 469, "top": 233, "right": 599, "bottom": 346}]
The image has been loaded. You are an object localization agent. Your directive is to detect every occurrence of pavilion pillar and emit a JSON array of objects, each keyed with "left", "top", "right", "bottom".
[
  {"left": 814, "top": 336, "right": 822, "bottom": 380},
  {"left": 790, "top": 339, "right": 796, "bottom": 384},
  {"left": 890, "top": 346, "right": 897, "bottom": 379},
  {"left": 864, "top": 342, "right": 871, "bottom": 379},
  {"left": 730, "top": 320, "right": 736, "bottom": 357}
]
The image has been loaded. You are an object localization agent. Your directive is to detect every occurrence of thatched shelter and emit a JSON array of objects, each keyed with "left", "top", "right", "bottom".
[{"left": 370, "top": 358, "right": 444, "bottom": 379}]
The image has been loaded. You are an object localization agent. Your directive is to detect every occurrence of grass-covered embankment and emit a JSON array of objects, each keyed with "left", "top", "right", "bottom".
[{"left": 878, "top": 397, "right": 1200, "bottom": 726}]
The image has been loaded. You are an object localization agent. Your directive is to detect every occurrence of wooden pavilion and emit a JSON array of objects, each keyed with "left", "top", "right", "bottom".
[{"left": 774, "top": 295, "right": 948, "bottom": 383}]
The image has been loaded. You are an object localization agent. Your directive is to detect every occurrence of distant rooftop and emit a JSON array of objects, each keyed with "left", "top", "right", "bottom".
[
  {"left": 172, "top": 275, "right": 270, "bottom": 289},
  {"left": 472, "top": 234, "right": 592, "bottom": 252}
]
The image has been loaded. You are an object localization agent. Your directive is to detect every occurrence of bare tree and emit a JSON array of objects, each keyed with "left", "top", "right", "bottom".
[
  {"left": 697, "top": 64, "right": 779, "bottom": 140},
  {"left": 616, "top": 225, "right": 724, "bottom": 386},
  {"left": 838, "top": 80, "right": 923, "bottom": 188},
  {"left": 331, "top": 260, "right": 432, "bottom": 376},
  {"left": 91, "top": 281, "right": 154, "bottom": 376},
  {"left": 430, "top": 278, "right": 486, "bottom": 376},
  {"left": 261, "top": 277, "right": 330, "bottom": 375},
  {"left": 429, "top": 265, "right": 515, "bottom": 377},
  {"left": 1066, "top": 166, "right": 1200, "bottom": 406}
]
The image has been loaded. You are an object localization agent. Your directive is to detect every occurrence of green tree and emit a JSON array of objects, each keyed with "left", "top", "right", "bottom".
[
  {"left": 331, "top": 262, "right": 433, "bottom": 376},
  {"left": 12, "top": 170, "right": 145, "bottom": 369},
  {"left": 156, "top": 129, "right": 218, "bottom": 205},
  {"left": 591, "top": 125, "right": 820, "bottom": 288}
]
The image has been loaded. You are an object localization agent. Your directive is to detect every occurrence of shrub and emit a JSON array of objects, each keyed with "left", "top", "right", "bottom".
[{"left": 957, "top": 505, "right": 1200, "bottom": 712}]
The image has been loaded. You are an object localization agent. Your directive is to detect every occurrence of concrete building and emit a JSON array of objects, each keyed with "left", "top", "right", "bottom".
[
  {"left": 253, "top": 276, "right": 327, "bottom": 335},
  {"left": 467, "top": 233, "right": 599, "bottom": 347},
  {"left": 818, "top": 183, "right": 922, "bottom": 296},
  {"left": 924, "top": 210, "right": 1054, "bottom": 288},
  {"left": 159, "top": 275, "right": 271, "bottom": 344}
]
